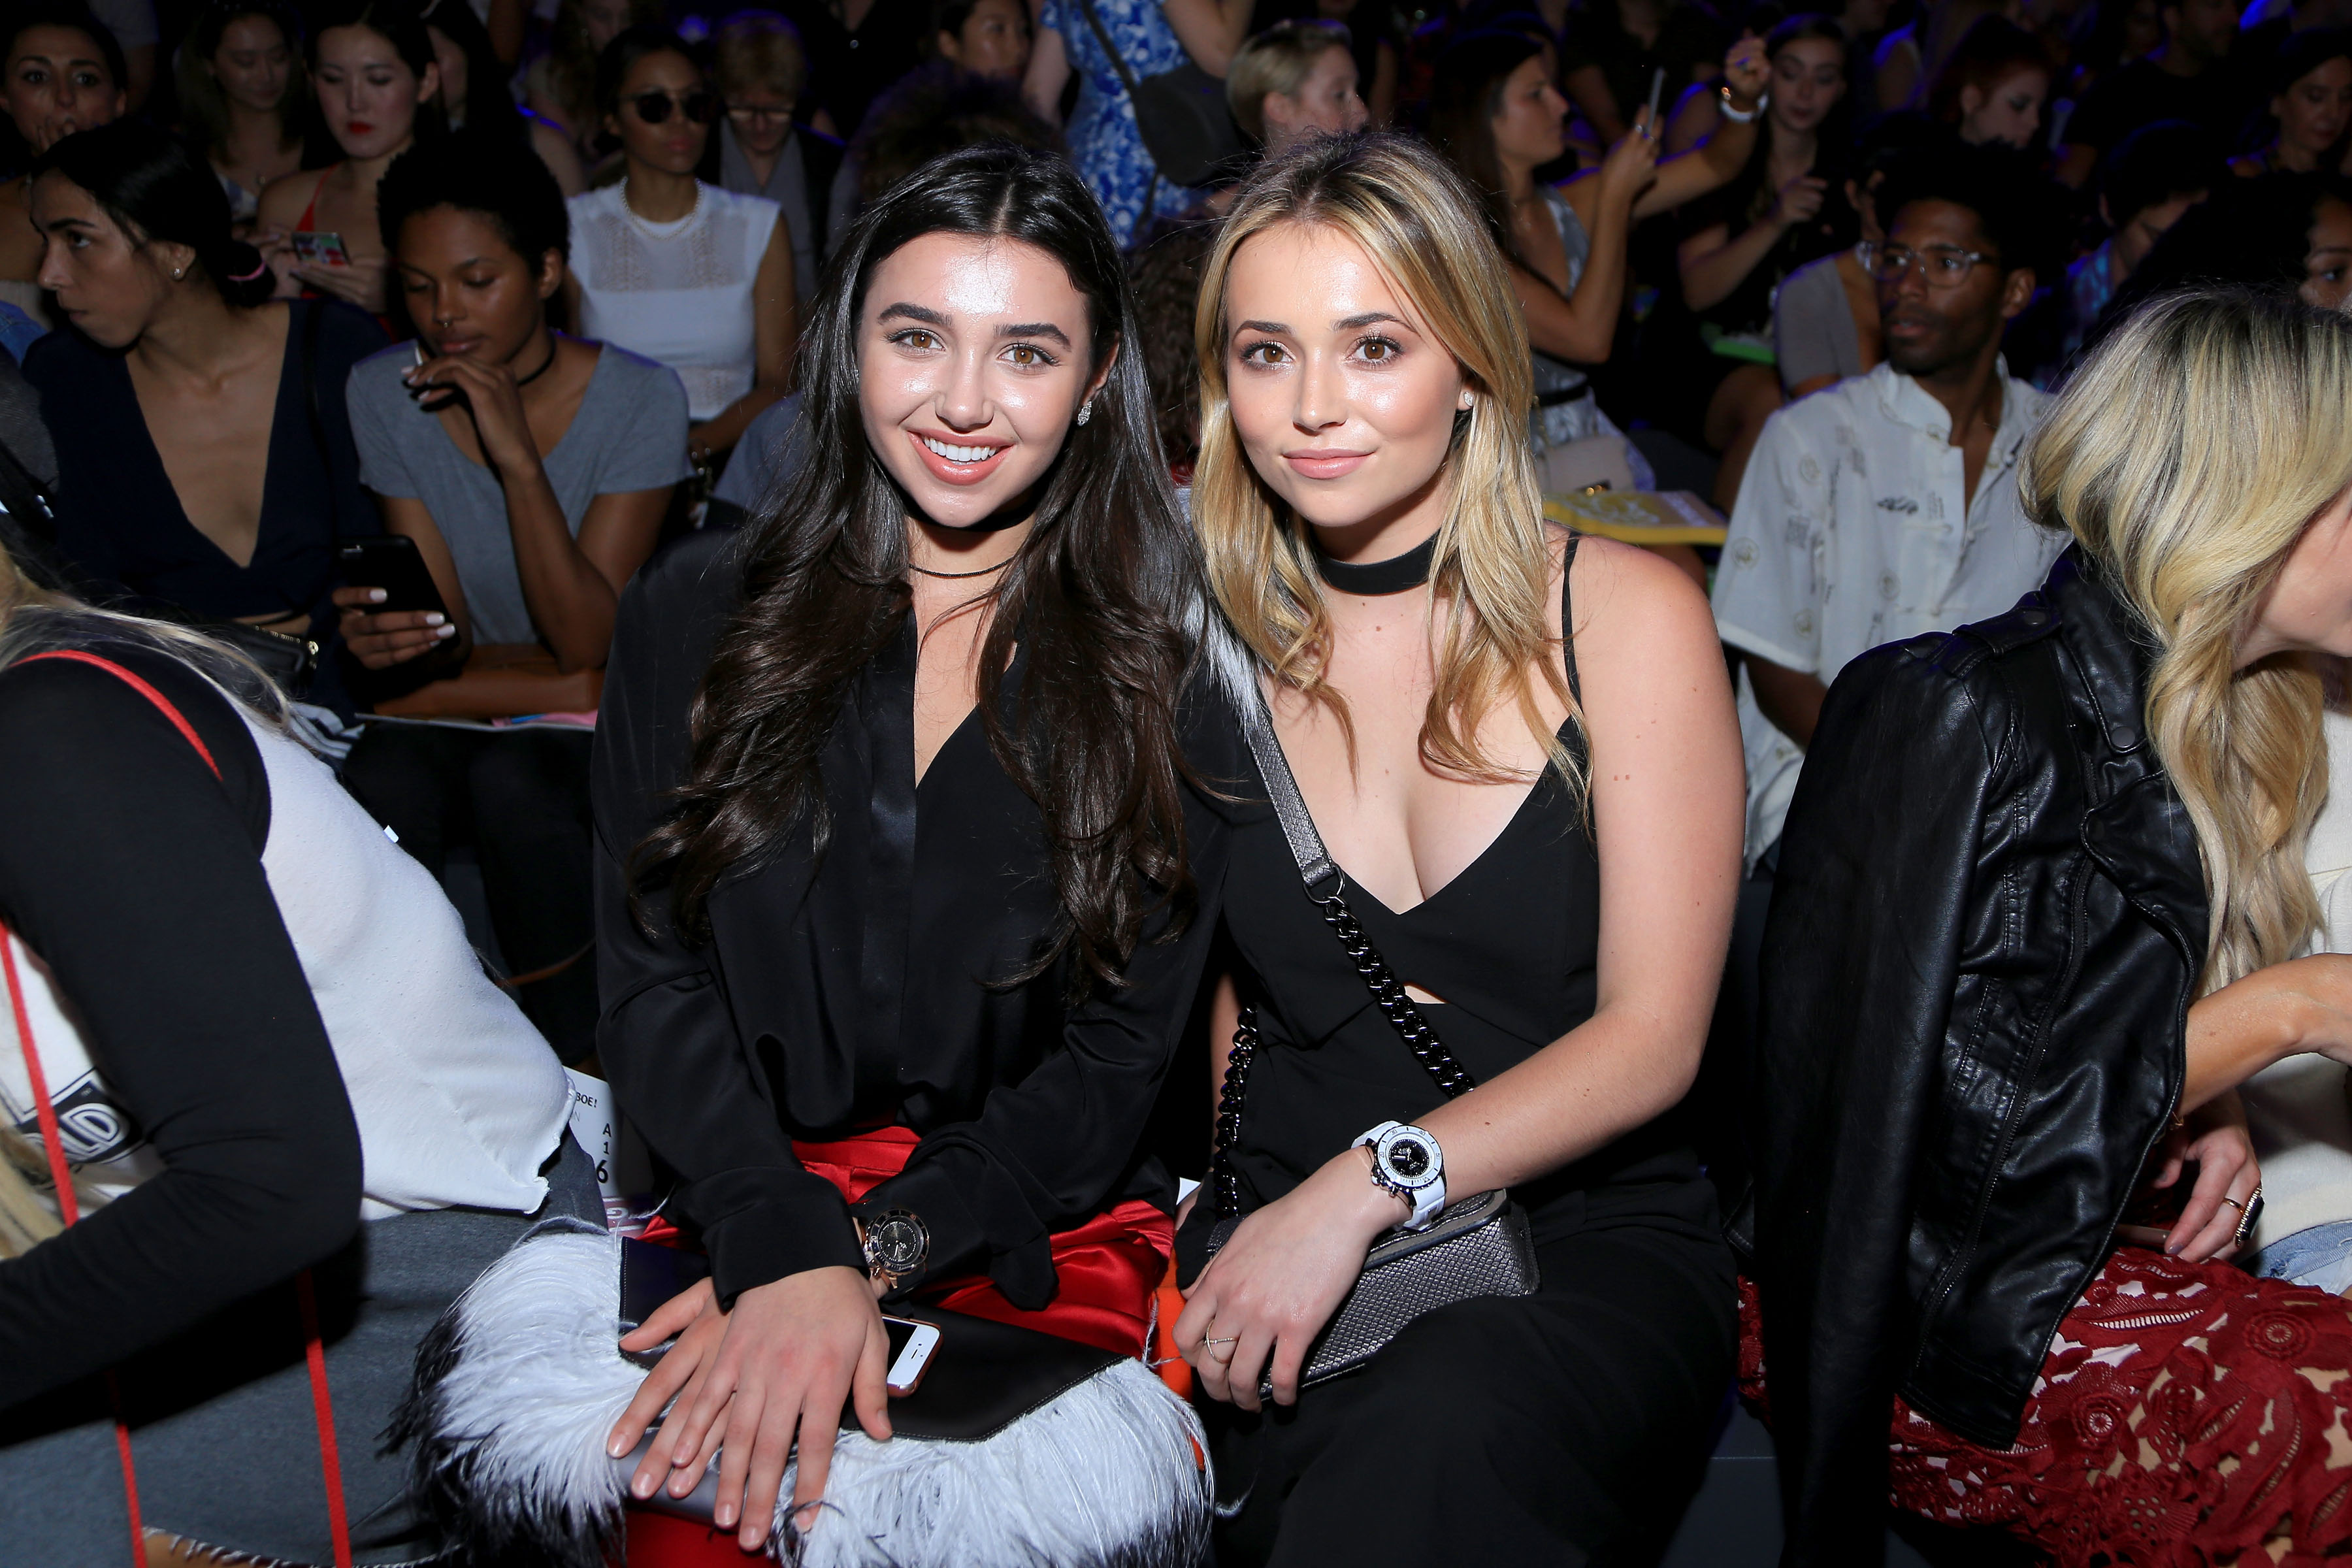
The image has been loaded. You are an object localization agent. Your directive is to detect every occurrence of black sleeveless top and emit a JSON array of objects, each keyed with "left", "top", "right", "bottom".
[{"left": 1218, "top": 540, "right": 1713, "bottom": 1244}]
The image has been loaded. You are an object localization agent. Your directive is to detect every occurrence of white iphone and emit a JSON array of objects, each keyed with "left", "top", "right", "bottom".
[{"left": 883, "top": 1315, "right": 942, "bottom": 1396}]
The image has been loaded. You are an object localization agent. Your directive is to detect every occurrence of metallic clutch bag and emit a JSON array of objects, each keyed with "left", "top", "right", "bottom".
[{"left": 1204, "top": 1186, "right": 1539, "bottom": 1392}]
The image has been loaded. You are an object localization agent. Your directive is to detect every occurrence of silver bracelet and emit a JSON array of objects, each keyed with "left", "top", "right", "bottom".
[{"left": 1718, "top": 86, "right": 1765, "bottom": 122}]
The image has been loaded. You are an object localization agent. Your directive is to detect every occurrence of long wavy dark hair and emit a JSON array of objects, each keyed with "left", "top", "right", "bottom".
[{"left": 634, "top": 142, "right": 1200, "bottom": 995}]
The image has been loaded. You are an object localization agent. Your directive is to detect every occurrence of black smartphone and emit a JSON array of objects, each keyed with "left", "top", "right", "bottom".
[{"left": 338, "top": 535, "right": 449, "bottom": 618}]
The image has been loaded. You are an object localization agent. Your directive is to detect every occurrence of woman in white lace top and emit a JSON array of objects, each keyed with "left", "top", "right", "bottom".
[{"left": 561, "top": 25, "right": 793, "bottom": 466}]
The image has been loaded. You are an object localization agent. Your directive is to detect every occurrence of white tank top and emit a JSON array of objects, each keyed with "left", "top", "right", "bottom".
[
  {"left": 567, "top": 181, "right": 780, "bottom": 420},
  {"left": 0, "top": 712, "right": 572, "bottom": 1222}
]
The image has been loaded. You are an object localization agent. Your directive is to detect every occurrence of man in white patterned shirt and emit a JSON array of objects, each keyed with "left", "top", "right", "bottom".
[{"left": 1712, "top": 143, "right": 2072, "bottom": 875}]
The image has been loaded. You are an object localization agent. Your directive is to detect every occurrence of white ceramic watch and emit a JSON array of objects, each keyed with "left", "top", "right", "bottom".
[{"left": 1354, "top": 1120, "right": 1447, "bottom": 1232}]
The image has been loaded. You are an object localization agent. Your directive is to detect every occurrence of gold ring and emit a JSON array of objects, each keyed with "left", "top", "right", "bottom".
[{"left": 2221, "top": 1196, "right": 2246, "bottom": 1211}]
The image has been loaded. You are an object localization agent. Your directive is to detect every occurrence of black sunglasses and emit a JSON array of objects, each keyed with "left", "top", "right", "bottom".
[{"left": 625, "top": 88, "right": 719, "bottom": 126}]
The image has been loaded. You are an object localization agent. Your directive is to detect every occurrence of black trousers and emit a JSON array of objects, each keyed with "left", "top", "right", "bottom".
[
  {"left": 1203, "top": 1218, "right": 1737, "bottom": 1567},
  {"left": 340, "top": 723, "right": 596, "bottom": 1062}
]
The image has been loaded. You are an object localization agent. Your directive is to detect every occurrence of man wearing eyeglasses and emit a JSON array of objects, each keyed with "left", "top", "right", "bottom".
[{"left": 1708, "top": 142, "right": 2072, "bottom": 1015}]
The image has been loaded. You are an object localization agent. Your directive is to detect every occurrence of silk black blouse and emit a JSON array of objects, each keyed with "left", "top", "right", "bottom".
[{"left": 591, "top": 531, "right": 1241, "bottom": 1311}]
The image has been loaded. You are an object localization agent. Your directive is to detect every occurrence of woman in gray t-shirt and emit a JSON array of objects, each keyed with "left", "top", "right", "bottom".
[{"left": 333, "top": 130, "right": 689, "bottom": 1062}]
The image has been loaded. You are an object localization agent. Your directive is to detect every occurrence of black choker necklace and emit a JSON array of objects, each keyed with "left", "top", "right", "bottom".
[
  {"left": 1313, "top": 532, "right": 1437, "bottom": 595},
  {"left": 512, "top": 337, "right": 559, "bottom": 389}
]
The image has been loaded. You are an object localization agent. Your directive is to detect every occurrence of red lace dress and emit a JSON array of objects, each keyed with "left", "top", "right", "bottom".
[{"left": 1740, "top": 1247, "right": 2352, "bottom": 1565}]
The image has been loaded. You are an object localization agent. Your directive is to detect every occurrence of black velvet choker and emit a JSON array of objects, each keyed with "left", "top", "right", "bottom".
[{"left": 1313, "top": 532, "right": 1437, "bottom": 595}]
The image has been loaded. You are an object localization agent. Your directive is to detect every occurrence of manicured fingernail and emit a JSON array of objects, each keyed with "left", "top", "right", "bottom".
[
  {"left": 631, "top": 1473, "right": 654, "bottom": 1499},
  {"left": 714, "top": 1503, "right": 735, "bottom": 1527},
  {"left": 423, "top": 612, "right": 444, "bottom": 625},
  {"left": 366, "top": 587, "right": 386, "bottom": 602},
  {"left": 434, "top": 624, "right": 455, "bottom": 638},
  {"left": 671, "top": 1473, "right": 693, "bottom": 1497}
]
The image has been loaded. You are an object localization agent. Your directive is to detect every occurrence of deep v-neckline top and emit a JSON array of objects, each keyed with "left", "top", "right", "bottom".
[
  {"left": 1282, "top": 537, "right": 1585, "bottom": 921},
  {"left": 1223, "top": 536, "right": 1590, "bottom": 1081},
  {"left": 1316, "top": 708, "right": 1582, "bottom": 921},
  {"left": 135, "top": 310, "right": 297, "bottom": 576}
]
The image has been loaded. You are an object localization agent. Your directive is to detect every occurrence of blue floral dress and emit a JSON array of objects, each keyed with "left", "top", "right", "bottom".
[{"left": 1039, "top": 0, "right": 1206, "bottom": 245}]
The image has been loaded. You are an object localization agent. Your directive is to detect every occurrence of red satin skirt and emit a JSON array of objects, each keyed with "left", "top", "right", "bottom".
[
  {"left": 1740, "top": 1249, "right": 2352, "bottom": 1567},
  {"left": 627, "top": 1126, "right": 1178, "bottom": 1564}
]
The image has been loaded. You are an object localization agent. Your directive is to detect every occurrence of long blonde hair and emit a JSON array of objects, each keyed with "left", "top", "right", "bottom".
[
  {"left": 2023, "top": 287, "right": 2352, "bottom": 991},
  {"left": 1191, "top": 133, "right": 1580, "bottom": 791}
]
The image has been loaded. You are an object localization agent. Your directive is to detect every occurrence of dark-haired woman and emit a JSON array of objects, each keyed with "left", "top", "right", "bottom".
[
  {"left": 2232, "top": 27, "right": 2352, "bottom": 178},
  {"left": 0, "top": 5, "right": 126, "bottom": 329},
  {"left": 1926, "top": 14, "right": 2052, "bottom": 146},
  {"left": 24, "top": 121, "right": 380, "bottom": 721},
  {"left": 0, "top": 486, "right": 596, "bottom": 1568},
  {"left": 421, "top": 0, "right": 584, "bottom": 193},
  {"left": 336, "top": 127, "right": 685, "bottom": 1064},
  {"left": 563, "top": 26, "right": 791, "bottom": 468},
  {"left": 1661, "top": 14, "right": 1856, "bottom": 508},
  {"left": 177, "top": 0, "right": 310, "bottom": 232},
  {"left": 1427, "top": 29, "right": 1764, "bottom": 494},
  {"left": 593, "top": 142, "right": 1235, "bottom": 1555},
  {"left": 255, "top": 0, "right": 442, "bottom": 321}
]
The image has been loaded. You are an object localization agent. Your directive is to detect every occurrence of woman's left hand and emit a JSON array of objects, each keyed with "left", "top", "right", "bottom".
[
  {"left": 2146, "top": 1104, "right": 2261, "bottom": 1262},
  {"left": 403, "top": 352, "right": 542, "bottom": 477},
  {"left": 1173, "top": 1148, "right": 1407, "bottom": 1411}
]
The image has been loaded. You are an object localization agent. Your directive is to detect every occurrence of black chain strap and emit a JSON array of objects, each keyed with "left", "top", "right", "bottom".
[
  {"left": 1211, "top": 1005, "right": 1258, "bottom": 1220},
  {"left": 1210, "top": 885, "right": 1478, "bottom": 1220}
]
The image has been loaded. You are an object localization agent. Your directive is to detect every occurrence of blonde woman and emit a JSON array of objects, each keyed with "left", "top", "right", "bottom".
[
  {"left": 1744, "top": 287, "right": 2352, "bottom": 1565},
  {"left": 1170, "top": 133, "right": 1746, "bottom": 1561},
  {"left": 1226, "top": 20, "right": 1366, "bottom": 154}
]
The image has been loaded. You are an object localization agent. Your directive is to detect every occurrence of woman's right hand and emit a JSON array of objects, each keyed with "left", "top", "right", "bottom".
[
  {"left": 1768, "top": 173, "right": 1829, "bottom": 231},
  {"left": 607, "top": 1264, "right": 893, "bottom": 1551},
  {"left": 1598, "top": 106, "right": 1663, "bottom": 203},
  {"left": 333, "top": 585, "right": 456, "bottom": 668}
]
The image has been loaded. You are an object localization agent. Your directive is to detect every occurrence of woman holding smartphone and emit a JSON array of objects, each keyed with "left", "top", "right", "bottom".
[
  {"left": 589, "top": 142, "right": 1237, "bottom": 1556},
  {"left": 336, "top": 128, "right": 685, "bottom": 1064},
  {"left": 255, "top": 0, "right": 440, "bottom": 321},
  {"left": 1174, "top": 133, "right": 1745, "bottom": 1562}
]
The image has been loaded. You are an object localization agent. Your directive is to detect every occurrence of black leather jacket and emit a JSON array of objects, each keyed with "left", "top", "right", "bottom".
[{"left": 1733, "top": 549, "right": 2208, "bottom": 1565}]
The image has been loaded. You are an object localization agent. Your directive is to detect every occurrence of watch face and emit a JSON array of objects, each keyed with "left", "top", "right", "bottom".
[
  {"left": 872, "top": 1212, "right": 927, "bottom": 1273},
  {"left": 1377, "top": 1128, "right": 1441, "bottom": 1189}
]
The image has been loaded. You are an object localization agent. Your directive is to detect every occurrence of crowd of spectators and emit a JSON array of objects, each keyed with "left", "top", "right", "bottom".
[{"left": 0, "top": 0, "right": 2341, "bottom": 574}]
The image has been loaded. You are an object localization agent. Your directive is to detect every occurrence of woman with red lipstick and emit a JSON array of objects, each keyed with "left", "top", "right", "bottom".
[
  {"left": 563, "top": 26, "right": 794, "bottom": 470},
  {"left": 255, "top": 0, "right": 442, "bottom": 322},
  {"left": 335, "top": 129, "right": 686, "bottom": 1064},
  {"left": 1173, "top": 134, "right": 1744, "bottom": 1563},
  {"left": 566, "top": 142, "right": 1237, "bottom": 1560}
]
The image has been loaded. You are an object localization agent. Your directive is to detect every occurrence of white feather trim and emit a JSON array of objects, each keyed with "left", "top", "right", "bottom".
[{"left": 399, "top": 1226, "right": 1212, "bottom": 1568}]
